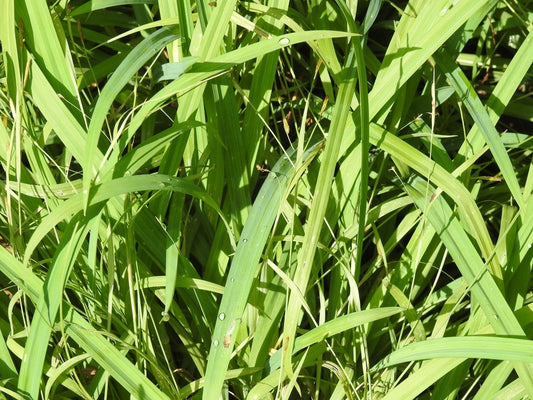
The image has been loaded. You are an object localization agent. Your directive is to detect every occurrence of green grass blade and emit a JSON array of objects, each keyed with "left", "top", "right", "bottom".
[
  {"left": 366, "top": 123, "right": 502, "bottom": 283},
  {"left": 0, "top": 329, "right": 17, "bottom": 383},
  {"left": 124, "top": 30, "right": 355, "bottom": 150},
  {"left": 162, "top": 195, "right": 183, "bottom": 317},
  {"left": 28, "top": 61, "right": 92, "bottom": 169},
  {"left": 83, "top": 27, "right": 180, "bottom": 209},
  {"left": 406, "top": 176, "right": 533, "bottom": 395},
  {"left": 202, "top": 142, "right": 323, "bottom": 399},
  {"left": 44, "top": 353, "right": 92, "bottom": 399},
  {"left": 189, "top": 0, "right": 236, "bottom": 59},
  {"left": 0, "top": 246, "right": 170, "bottom": 400},
  {"left": 266, "top": 307, "right": 402, "bottom": 372},
  {"left": 137, "top": 275, "right": 224, "bottom": 294},
  {"left": 377, "top": 336, "right": 533, "bottom": 366},
  {"left": 17, "top": 0, "right": 79, "bottom": 107},
  {"left": 240, "top": 0, "right": 288, "bottom": 173},
  {"left": 353, "top": 29, "right": 369, "bottom": 282},
  {"left": 18, "top": 214, "right": 97, "bottom": 398},
  {"left": 368, "top": 0, "right": 497, "bottom": 120},
  {"left": 494, "top": 379, "right": 528, "bottom": 400},
  {"left": 23, "top": 174, "right": 232, "bottom": 265},
  {"left": 70, "top": 0, "right": 154, "bottom": 17},
  {"left": 434, "top": 49, "right": 524, "bottom": 208},
  {"left": 280, "top": 42, "right": 358, "bottom": 382},
  {"left": 108, "top": 121, "right": 203, "bottom": 178},
  {"left": 455, "top": 29, "right": 533, "bottom": 162},
  {"left": 405, "top": 177, "right": 519, "bottom": 333},
  {"left": 0, "top": 0, "right": 22, "bottom": 100},
  {"left": 211, "top": 79, "right": 252, "bottom": 229},
  {"left": 473, "top": 361, "right": 514, "bottom": 399},
  {"left": 380, "top": 358, "right": 466, "bottom": 400}
]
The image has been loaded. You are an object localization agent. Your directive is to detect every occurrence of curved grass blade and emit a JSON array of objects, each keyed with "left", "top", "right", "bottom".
[
  {"left": 281, "top": 42, "right": 358, "bottom": 382},
  {"left": 136, "top": 275, "right": 224, "bottom": 294},
  {"left": 28, "top": 61, "right": 93, "bottom": 168},
  {"left": 368, "top": 0, "right": 497, "bottom": 120},
  {"left": 434, "top": 49, "right": 524, "bottom": 208},
  {"left": 23, "top": 174, "right": 233, "bottom": 266},
  {"left": 201, "top": 142, "right": 324, "bottom": 399},
  {"left": 83, "top": 27, "right": 180, "bottom": 211},
  {"left": 44, "top": 354, "right": 91, "bottom": 399},
  {"left": 367, "top": 124, "right": 502, "bottom": 283},
  {"left": 0, "top": 247, "right": 170, "bottom": 400},
  {"left": 240, "top": 0, "right": 290, "bottom": 175},
  {"left": 376, "top": 336, "right": 533, "bottom": 367},
  {"left": 266, "top": 307, "right": 402, "bottom": 373},
  {"left": 380, "top": 358, "right": 466, "bottom": 400},
  {"left": 122, "top": 30, "right": 356, "bottom": 154},
  {"left": 19, "top": 210, "right": 102, "bottom": 399},
  {"left": 405, "top": 176, "right": 533, "bottom": 396},
  {"left": 70, "top": 0, "right": 154, "bottom": 17},
  {"left": 455, "top": 29, "right": 533, "bottom": 162},
  {"left": 17, "top": 0, "right": 79, "bottom": 108},
  {"left": 109, "top": 121, "right": 203, "bottom": 178}
]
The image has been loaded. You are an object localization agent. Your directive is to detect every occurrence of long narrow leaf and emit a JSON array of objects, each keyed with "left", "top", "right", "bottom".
[
  {"left": 406, "top": 176, "right": 533, "bottom": 395},
  {"left": 0, "top": 247, "right": 170, "bottom": 399},
  {"left": 202, "top": 142, "right": 324, "bottom": 399}
]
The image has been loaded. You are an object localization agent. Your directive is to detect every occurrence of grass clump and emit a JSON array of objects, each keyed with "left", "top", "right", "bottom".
[{"left": 0, "top": 0, "right": 532, "bottom": 399}]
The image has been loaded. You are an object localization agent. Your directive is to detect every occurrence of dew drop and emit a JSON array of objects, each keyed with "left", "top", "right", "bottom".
[
  {"left": 279, "top": 37, "right": 290, "bottom": 46},
  {"left": 213, "top": 340, "right": 219, "bottom": 347},
  {"left": 158, "top": 182, "right": 165, "bottom": 188},
  {"left": 219, "top": 313, "right": 226, "bottom": 320},
  {"left": 161, "top": 311, "right": 169, "bottom": 322},
  {"left": 243, "top": 239, "right": 248, "bottom": 243},
  {"left": 230, "top": 277, "right": 235, "bottom": 283},
  {"left": 529, "top": 243, "right": 532, "bottom": 249}
]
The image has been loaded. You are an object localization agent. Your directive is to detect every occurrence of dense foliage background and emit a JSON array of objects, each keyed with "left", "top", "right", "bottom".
[{"left": 1, "top": 0, "right": 532, "bottom": 399}]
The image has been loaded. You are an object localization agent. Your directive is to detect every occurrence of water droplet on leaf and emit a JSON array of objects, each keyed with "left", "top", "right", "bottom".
[{"left": 279, "top": 37, "right": 290, "bottom": 46}]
